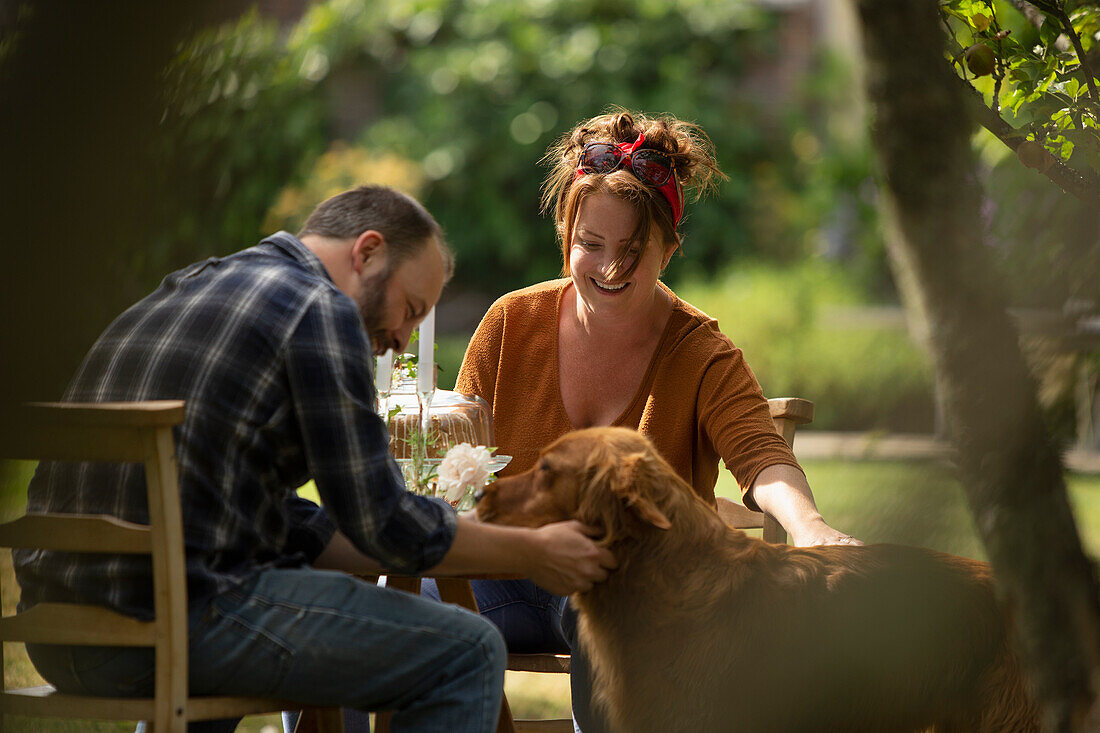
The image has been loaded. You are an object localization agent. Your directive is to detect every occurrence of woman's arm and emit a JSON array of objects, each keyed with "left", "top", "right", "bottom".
[{"left": 746, "top": 464, "right": 862, "bottom": 547}]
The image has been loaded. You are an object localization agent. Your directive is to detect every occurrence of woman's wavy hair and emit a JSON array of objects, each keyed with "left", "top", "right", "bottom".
[{"left": 541, "top": 108, "right": 725, "bottom": 280}]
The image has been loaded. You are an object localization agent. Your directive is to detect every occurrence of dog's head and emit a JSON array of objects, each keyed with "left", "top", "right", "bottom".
[{"left": 476, "top": 427, "right": 682, "bottom": 545}]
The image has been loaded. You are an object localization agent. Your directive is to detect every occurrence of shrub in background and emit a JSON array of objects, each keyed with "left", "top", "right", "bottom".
[
  {"left": 677, "top": 259, "right": 936, "bottom": 431},
  {"left": 264, "top": 142, "right": 427, "bottom": 233}
]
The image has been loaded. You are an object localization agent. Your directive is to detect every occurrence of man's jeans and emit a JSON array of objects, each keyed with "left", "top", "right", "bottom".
[
  {"left": 335, "top": 578, "right": 608, "bottom": 733},
  {"left": 27, "top": 567, "right": 506, "bottom": 733}
]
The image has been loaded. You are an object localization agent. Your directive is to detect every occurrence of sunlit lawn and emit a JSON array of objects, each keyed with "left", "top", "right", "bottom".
[
  {"left": 717, "top": 458, "right": 1100, "bottom": 560},
  {"left": 2, "top": 457, "right": 1098, "bottom": 729}
]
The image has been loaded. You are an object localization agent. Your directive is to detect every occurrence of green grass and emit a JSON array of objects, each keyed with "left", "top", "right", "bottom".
[{"left": 716, "top": 459, "right": 1100, "bottom": 561}]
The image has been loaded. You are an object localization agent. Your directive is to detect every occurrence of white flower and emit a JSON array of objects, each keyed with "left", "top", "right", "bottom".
[{"left": 439, "top": 443, "right": 493, "bottom": 503}]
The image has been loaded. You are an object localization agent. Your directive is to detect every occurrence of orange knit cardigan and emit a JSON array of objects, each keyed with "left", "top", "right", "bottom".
[{"left": 455, "top": 279, "right": 802, "bottom": 509}]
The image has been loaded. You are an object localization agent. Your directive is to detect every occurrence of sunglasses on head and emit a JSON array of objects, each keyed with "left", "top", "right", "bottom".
[
  {"left": 572, "top": 132, "right": 685, "bottom": 226},
  {"left": 578, "top": 141, "right": 675, "bottom": 187}
]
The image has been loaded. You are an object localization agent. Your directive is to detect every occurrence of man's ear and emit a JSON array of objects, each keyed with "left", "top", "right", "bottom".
[
  {"left": 609, "top": 452, "right": 671, "bottom": 530},
  {"left": 351, "top": 230, "right": 386, "bottom": 275}
]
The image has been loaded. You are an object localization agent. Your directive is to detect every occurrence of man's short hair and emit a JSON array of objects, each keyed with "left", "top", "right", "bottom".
[{"left": 298, "top": 185, "right": 454, "bottom": 280}]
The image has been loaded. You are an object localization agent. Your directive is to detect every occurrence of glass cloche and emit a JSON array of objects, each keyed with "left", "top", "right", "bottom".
[{"left": 377, "top": 359, "right": 509, "bottom": 509}]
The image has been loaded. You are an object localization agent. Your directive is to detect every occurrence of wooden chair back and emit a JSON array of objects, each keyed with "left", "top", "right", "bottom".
[{"left": 0, "top": 402, "right": 340, "bottom": 733}]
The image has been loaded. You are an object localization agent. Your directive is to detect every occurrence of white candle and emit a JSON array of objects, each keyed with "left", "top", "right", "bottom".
[
  {"left": 417, "top": 306, "right": 435, "bottom": 393},
  {"left": 375, "top": 349, "right": 393, "bottom": 395}
]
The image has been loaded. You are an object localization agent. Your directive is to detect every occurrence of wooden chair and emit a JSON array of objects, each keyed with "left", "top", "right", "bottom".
[
  {"left": 504, "top": 397, "right": 815, "bottom": 732},
  {"left": 0, "top": 401, "right": 342, "bottom": 733}
]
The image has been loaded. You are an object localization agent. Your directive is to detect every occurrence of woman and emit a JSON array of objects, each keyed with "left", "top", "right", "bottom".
[
  {"left": 333, "top": 109, "right": 860, "bottom": 733},
  {"left": 447, "top": 109, "right": 859, "bottom": 732}
]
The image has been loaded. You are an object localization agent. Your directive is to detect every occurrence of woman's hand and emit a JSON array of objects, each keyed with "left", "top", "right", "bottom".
[{"left": 789, "top": 516, "right": 863, "bottom": 548}]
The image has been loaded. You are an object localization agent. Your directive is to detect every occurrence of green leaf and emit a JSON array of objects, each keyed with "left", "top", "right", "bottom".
[
  {"left": 1069, "top": 7, "right": 1100, "bottom": 43},
  {"left": 1039, "top": 17, "right": 1063, "bottom": 48},
  {"left": 942, "top": 7, "right": 970, "bottom": 24},
  {"left": 1057, "top": 137, "right": 1075, "bottom": 159},
  {"left": 1009, "top": 68, "right": 1028, "bottom": 83},
  {"left": 1007, "top": 88, "right": 1028, "bottom": 114}
]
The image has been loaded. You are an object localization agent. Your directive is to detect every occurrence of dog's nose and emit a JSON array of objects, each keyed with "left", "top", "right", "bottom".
[{"left": 473, "top": 488, "right": 486, "bottom": 504}]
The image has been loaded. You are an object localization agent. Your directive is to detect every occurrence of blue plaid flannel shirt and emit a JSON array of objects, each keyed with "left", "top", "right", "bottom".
[{"left": 14, "top": 232, "right": 457, "bottom": 620}]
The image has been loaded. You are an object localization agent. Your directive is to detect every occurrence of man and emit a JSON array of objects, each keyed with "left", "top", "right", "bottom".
[{"left": 15, "top": 185, "right": 616, "bottom": 732}]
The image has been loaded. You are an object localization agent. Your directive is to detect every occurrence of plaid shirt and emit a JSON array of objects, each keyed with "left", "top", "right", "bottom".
[{"left": 14, "top": 232, "right": 456, "bottom": 620}]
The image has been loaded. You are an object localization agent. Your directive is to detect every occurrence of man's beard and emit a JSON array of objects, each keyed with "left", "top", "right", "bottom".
[{"left": 356, "top": 267, "right": 395, "bottom": 354}]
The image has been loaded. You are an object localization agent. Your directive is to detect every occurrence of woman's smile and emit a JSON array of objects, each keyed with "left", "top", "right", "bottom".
[{"left": 591, "top": 276, "right": 630, "bottom": 294}]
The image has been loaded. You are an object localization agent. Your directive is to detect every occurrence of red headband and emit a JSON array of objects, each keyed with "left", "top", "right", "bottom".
[{"left": 573, "top": 133, "right": 685, "bottom": 226}]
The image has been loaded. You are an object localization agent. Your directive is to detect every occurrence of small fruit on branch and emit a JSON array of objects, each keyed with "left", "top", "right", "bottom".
[
  {"left": 1016, "top": 140, "right": 1056, "bottom": 173},
  {"left": 965, "top": 44, "right": 997, "bottom": 76}
]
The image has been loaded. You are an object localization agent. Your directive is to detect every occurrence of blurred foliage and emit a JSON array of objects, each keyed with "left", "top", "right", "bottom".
[
  {"left": 435, "top": 334, "right": 473, "bottom": 392},
  {"left": 678, "top": 260, "right": 936, "bottom": 431},
  {"left": 941, "top": 0, "right": 1100, "bottom": 307},
  {"left": 265, "top": 142, "right": 426, "bottom": 232},
  {"left": 142, "top": 10, "right": 329, "bottom": 283},
  {"left": 978, "top": 130, "right": 1100, "bottom": 307},
  {"left": 245, "top": 0, "right": 883, "bottom": 294},
  {"left": 110, "top": 0, "right": 890, "bottom": 308}
]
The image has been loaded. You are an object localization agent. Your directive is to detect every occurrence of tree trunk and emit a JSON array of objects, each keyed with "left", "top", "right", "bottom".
[{"left": 852, "top": 1, "right": 1100, "bottom": 730}]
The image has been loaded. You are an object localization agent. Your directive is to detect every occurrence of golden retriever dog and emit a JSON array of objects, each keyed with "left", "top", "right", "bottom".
[{"left": 476, "top": 427, "right": 1038, "bottom": 733}]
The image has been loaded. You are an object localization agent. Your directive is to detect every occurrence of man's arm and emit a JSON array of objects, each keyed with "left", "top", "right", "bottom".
[
  {"left": 284, "top": 293, "right": 456, "bottom": 574},
  {"left": 314, "top": 516, "right": 617, "bottom": 596}
]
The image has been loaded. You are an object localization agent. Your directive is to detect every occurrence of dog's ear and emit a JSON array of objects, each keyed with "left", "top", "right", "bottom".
[
  {"left": 575, "top": 440, "right": 673, "bottom": 545},
  {"left": 609, "top": 452, "right": 672, "bottom": 531}
]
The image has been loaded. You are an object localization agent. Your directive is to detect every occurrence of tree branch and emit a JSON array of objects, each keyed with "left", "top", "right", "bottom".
[
  {"left": 1053, "top": 4, "right": 1100, "bottom": 104},
  {"left": 1009, "top": 0, "right": 1098, "bottom": 101},
  {"left": 954, "top": 73, "right": 1100, "bottom": 207},
  {"left": 1004, "top": 0, "right": 1071, "bottom": 51}
]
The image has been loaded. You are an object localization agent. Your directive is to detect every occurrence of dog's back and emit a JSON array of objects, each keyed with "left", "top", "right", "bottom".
[
  {"left": 728, "top": 542, "right": 1031, "bottom": 732},
  {"left": 581, "top": 532, "right": 1036, "bottom": 733}
]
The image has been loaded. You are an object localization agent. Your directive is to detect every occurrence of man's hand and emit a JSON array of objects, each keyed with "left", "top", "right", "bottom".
[
  {"left": 523, "top": 520, "right": 618, "bottom": 596},
  {"left": 422, "top": 516, "right": 616, "bottom": 590}
]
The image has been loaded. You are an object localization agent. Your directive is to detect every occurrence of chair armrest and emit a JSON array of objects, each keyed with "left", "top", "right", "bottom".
[
  {"left": 716, "top": 497, "right": 764, "bottom": 530},
  {"left": 767, "top": 398, "right": 814, "bottom": 425}
]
